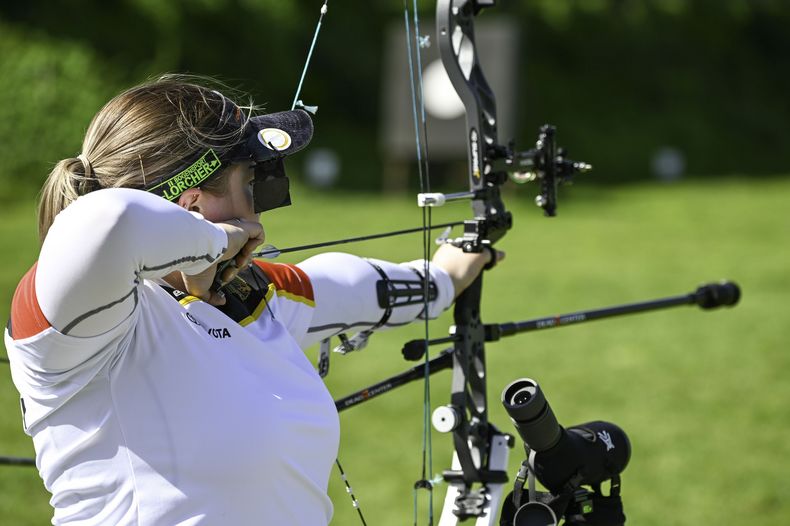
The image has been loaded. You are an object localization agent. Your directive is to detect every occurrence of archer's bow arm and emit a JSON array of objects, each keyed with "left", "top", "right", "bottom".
[{"left": 295, "top": 252, "right": 454, "bottom": 349}]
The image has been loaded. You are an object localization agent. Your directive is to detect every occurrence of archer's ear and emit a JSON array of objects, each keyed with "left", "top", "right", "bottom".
[{"left": 177, "top": 188, "right": 203, "bottom": 212}]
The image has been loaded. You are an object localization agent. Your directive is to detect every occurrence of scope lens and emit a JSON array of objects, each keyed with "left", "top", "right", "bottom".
[
  {"left": 501, "top": 378, "right": 562, "bottom": 452},
  {"left": 510, "top": 386, "right": 535, "bottom": 406}
]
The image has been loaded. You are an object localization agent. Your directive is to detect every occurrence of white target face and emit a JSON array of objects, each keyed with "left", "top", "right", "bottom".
[{"left": 422, "top": 59, "right": 465, "bottom": 120}]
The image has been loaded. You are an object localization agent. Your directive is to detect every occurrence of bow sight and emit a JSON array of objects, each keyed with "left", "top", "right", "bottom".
[
  {"left": 422, "top": 0, "right": 592, "bottom": 258},
  {"left": 505, "top": 125, "right": 593, "bottom": 217},
  {"left": 418, "top": 124, "right": 591, "bottom": 243}
]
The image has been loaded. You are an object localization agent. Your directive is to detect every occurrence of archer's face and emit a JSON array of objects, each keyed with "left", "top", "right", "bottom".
[{"left": 196, "top": 163, "right": 258, "bottom": 224}]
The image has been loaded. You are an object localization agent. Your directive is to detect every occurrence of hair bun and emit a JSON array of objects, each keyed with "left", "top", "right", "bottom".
[{"left": 77, "top": 154, "right": 93, "bottom": 178}]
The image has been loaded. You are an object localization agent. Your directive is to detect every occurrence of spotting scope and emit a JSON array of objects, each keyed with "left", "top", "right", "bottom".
[{"left": 501, "top": 378, "right": 631, "bottom": 493}]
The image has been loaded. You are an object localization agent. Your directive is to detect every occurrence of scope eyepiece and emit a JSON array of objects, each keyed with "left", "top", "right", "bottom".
[{"left": 502, "top": 378, "right": 563, "bottom": 452}]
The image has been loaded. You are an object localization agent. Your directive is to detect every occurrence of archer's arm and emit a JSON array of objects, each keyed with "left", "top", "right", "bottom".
[
  {"left": 33, "top": 188, "right": 227, "bottom": 340},
  {"left": 292, "top": 252, "right": 455, "bottom": 349},
  {"left": 430, "top": 243, "right": 500, "bottom": 299}
]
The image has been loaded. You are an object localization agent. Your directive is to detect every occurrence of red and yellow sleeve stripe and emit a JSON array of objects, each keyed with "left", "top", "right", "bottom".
[
  {"left": 9, "top": 263, "right": 51, "bottom": 339},
  {"left": 252, "top": 261, "right": 315, "bottom": 307}
]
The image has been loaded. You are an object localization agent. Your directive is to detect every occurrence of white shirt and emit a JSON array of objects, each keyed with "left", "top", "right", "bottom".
[{"left": 4, "top": 188, "right": 454, "bottom": 525}]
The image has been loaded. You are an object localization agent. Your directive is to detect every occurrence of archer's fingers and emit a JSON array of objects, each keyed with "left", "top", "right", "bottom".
[
  {"left": 219, "top": 219, "right": 263, "bottom": 261},
  {"left": 205, "top": 289, "right": 227, "bottom": 306},
  {"left": 483, "top": 248, "right": 505, "bottom": 271},
  {"left": 233, "top": 239, "right": 260, "bottom": 272},
  {"left": 218, "top": 261, "right": 238, "bottom": 285},
  {"left": 236, "top": 222, "right": 264, "bottom": 262},
  {"left": 240, "top": 236, "right": 262, "bottom": 259}
]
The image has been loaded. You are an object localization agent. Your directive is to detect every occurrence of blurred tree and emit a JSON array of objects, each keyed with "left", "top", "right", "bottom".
[
  {"left": 0, "top": 0, "right": 787, "bottom": 199},
  {"left": 513, "top": 0, "right": 790, "bottom": 179},
  {"left": 0, "top": 20, "right": 117, "bottom": 201}
]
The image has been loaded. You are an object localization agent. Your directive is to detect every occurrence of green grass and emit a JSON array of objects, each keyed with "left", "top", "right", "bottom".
[{"left": 1, "top": 177, "right": 788, "bottom": 524}]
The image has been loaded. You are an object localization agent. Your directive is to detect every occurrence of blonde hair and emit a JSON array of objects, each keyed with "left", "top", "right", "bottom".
[{"left": 37, "top": 74, "right": 254, "bottom": 242}]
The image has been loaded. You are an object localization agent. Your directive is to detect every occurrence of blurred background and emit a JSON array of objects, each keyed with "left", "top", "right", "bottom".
[
  {"left": 0, "top": 0, "right": 788, "bottom": 525},
  {"left": 1, "top": 0, "right": 788, "bottom": 196}
]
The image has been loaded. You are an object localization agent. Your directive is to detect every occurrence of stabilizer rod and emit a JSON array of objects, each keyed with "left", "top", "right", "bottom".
[
  {"left": 0, "top": 456, "right": 35, "bottom": 467},
  {"left": 489, "top": 280, "right": 740, "bottom": 340},
  {"left": 402, "top": 281, "right": 740, "bottom": 360},
  {"left": 340, "top": 282, "right": 740, "bottom": 411},
  {"left": 335, "top": 349, "right": 454, "bottom": 412}
]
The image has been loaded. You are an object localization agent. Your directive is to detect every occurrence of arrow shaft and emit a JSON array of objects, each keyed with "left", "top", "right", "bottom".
[{"left": 253, "top": 221, "right": 463, "bottom": 258}]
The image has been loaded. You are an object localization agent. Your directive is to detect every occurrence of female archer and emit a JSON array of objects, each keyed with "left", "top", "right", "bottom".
[{"left": 3, "top": 75, "right": 497, "bottom": 525}]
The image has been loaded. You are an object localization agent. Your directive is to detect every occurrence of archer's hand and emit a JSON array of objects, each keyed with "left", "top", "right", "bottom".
[
  {"left": 431, "top": 243, "right": 504, "bottom": 299},
  {"left": 181, "top": 218, "right": 264, "bottom": 305}
]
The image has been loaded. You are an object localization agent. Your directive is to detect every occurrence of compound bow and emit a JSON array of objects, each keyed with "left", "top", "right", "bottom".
[
  {"left": 405, "top": 2, "right": 590, "bottom": 524},
  {"left": 301, "top": 1, "right": 591, "bottom": 524}
]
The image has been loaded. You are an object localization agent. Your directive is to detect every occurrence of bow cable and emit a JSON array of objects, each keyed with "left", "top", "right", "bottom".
[{"left": 404, "top": 1, "right": 436, "bottom": 524}]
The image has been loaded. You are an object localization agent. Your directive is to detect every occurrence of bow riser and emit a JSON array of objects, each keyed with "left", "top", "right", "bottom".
[{"left": 434, "top": 1, "right": 513, "bottom": 522}]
